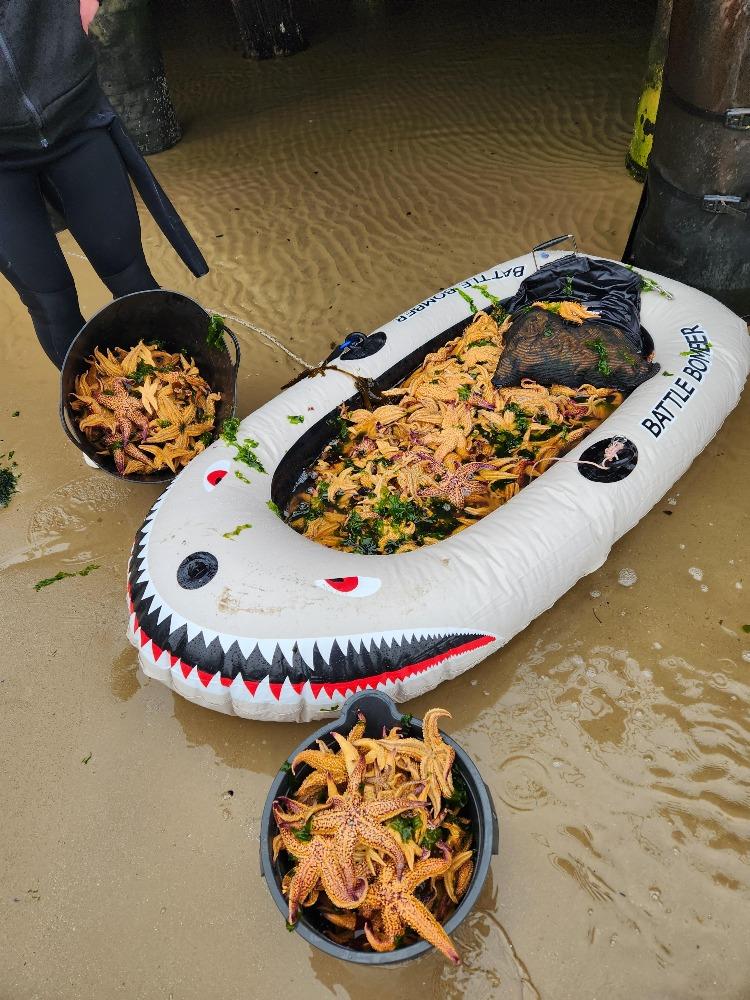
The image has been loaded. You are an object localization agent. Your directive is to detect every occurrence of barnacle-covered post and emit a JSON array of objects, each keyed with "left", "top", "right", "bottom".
[
  {"left": 229, "top": 0, "right": 306, "bottom": 59},
  {"left": 624, "top": 0, "right": 750, "bottom": 315},
  {"left": 625, "top": 0, "right": 673, "bottom": 181},
  {"left": 89, "top": 0, "right": 181, "bottom": 154}
]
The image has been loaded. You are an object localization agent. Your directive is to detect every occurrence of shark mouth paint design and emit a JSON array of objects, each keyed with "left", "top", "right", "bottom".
[{"left": 126, "top": 495, "right": 495, "bottom": 718}]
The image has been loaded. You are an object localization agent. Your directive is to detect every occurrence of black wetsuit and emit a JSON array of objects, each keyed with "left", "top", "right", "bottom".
[{"left": 0, "top": 0, "right": 158, "bottom": 367}]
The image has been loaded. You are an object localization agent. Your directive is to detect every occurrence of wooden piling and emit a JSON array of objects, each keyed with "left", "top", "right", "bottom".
[
  {"left": 90, "top": 0, "right": 181, "bottom": 155},
  {"left": 624, "top": 0, "right": 750, "bottom": 315},
  {"left": 229, "top": 0, "right": 306, "bottom": 59}
]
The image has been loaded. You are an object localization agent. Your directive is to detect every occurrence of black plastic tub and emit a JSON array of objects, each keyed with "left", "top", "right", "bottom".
[
  {"left": 59, "top": 289, "right": 240, "bottom": 483},
  {"left": 259, "top": 691, "right": 499, "bottom": 966}
]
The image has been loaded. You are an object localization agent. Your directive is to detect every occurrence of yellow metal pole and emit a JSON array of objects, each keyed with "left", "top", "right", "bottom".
[{"left": 626, "top": 0, "right": 673, "bottom": 181}]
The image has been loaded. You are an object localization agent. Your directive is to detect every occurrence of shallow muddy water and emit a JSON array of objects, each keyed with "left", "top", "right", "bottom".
[{"left": 1, "top": 2, "right": 748, "bottom": 997}]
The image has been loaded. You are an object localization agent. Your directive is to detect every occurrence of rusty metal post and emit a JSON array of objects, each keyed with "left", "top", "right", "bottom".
[
  {"left": 229, "top": 0, "right": 306, "bottom": 59},
  {"left": 624, "top": 0, "right": 750, "bottom": 315}
]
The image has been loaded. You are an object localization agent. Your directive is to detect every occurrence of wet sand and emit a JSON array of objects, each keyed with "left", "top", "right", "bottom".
[{"left": 1, "top": 1, "right": 748, "bottom": 997}]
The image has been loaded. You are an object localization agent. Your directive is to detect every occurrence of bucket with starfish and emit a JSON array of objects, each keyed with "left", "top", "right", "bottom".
[
  {"left": 260, "top": 690, "right": 499, "bottom": 965},
  {"left": 60, "top": 289, "right": 240, "bottom": 482}
]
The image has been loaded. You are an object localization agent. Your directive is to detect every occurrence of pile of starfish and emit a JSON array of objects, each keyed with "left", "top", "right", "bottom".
[
  {"left": 71, "top": 342, "right": 220, "bottom": 475},
  {"left": 272, "top": 708, "right": 474, "bottom": 964},
  {"left": 287, "top": 308, "right": 620, "bottom": 553}
]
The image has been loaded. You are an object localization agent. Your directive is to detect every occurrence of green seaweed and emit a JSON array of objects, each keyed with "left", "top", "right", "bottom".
[
  {"left": 455, "top": 288, "right": 477, "bottom": 314},
  {"left": 267, "top": 500, "right": 283, "bottom": 518},
  {"left": 287, "top": 414, "right": 305, "bottom": 425},
  {"left": 0, "top": 458, "right": 19, "bottom": 509},
  {"left": 222, "top": 523, "right": 252, "bottom": 539},
  {"left": 388, "top": 815, "right": 420, "bottom": 842},
  {"left": 207, "top": 314, "right": 228, "bottom": 351},
  {"left": 585, "top": 337, "right": 612, "bottom": 377},
  {"left": 34, "top": 563, "right": 100, "bottom": 592}
]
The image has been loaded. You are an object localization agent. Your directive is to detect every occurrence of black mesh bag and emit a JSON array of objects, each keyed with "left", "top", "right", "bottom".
[{"left": 492, "top": 256, "right": 659, "bottom": 391}]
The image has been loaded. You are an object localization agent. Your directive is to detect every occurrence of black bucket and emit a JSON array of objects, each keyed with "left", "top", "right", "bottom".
[
  {"left": 59, "top": 289, "right": 240, "bottom": 483},
  {"left": 259, "top": 691, "right": 499, "bottom": 967}
]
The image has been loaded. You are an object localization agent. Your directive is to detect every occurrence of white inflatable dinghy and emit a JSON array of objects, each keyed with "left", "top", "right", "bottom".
[{"left": 126, "top": 250, "right": 750, "bottom": 721}]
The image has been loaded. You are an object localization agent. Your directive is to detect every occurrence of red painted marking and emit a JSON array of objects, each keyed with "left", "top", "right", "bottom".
[
  {"left": 169, "top": 654, "right": 179, "bottom": 667},
  {"left": 207, "top": 469, "right": 227, "bottom": 487},
  {"left": 197, "top": 669, "right": 213, "bottom": 687},
  {"left": 180, "top": 662, "right": 191, "bottom": 679},
  {"left": 151, "top": 641, "right": 163, "bottom": 661},
  {"left": 325, "top": 577, "right": 359, "bottom": 593}
]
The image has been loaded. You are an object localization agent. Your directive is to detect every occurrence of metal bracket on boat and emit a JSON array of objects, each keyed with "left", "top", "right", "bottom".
[
  {"left": 724, "top": 108, "right": 750, "bottom": 130},
  {"left": 702, "top": 194, "right": 749, "bottom": 219},
  {"left": 532, "top": 233, "right": 578, "bottom": 272}
]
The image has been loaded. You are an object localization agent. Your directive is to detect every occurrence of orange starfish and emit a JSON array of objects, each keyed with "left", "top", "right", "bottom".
[
  {"left": 291, "top": 714, "right": 367, "bottom": 802},
  {"left": 377, "top": 708, "right": 456, "bottom": 817},
  {"left": 362, "top": 845, "right": 459, "bottom": 963},
  {"left": 310, "top": 754, "right": 422, "bottom": 878},
  {"left": 93, "top": 378, "right": 150, "bottom": 446},
  {"left": 274, "top": 819, "right": 367, "bottom": 923},
  {"left": 418, "top": 456, "right": 493, "bottom": 508}
]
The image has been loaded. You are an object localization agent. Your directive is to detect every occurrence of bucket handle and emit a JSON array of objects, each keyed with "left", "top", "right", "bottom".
[{"left": 223, "top": 326, "right": 241, "bottom": 375}]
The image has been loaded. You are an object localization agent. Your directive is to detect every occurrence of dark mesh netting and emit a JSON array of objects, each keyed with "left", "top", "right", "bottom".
[{"left": 492, "top": 256, "right": 659, "bottom": 392}]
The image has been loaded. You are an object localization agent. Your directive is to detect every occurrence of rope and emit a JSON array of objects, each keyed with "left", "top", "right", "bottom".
[{"left": 209, "top": 308, "right": 314, "bottom": 370}]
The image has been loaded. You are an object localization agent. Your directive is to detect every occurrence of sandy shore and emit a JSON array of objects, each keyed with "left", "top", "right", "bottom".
[{"left": 1, "top": 1, "right": 748, "bottom": 997}]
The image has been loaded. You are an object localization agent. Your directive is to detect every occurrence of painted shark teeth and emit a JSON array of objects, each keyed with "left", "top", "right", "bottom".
[{"left": 127, "top": 491, "right": 497, "bottom": 721}]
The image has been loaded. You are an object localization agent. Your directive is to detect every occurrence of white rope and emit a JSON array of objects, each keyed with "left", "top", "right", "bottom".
[{"left": 209, "top": 308, "right": 314, "bottom": 371}]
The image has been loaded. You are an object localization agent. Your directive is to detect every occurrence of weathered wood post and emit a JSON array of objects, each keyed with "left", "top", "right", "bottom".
[
  {"left": 229, "top": 0, "right": 306, "bottom": 59},
  {"left": 89, "top": 0, "right": 181, "bottom": 155},
  {"left": 624, "top": 0, "right": 750, "bottom": 316},
  {"left": 626, "top": 0, "right": 673, "bottom": 181}
]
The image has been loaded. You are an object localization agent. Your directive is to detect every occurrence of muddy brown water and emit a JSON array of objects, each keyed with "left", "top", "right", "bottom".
[{"left": 1, "top": 2, "right": 748, "bottom": 997}]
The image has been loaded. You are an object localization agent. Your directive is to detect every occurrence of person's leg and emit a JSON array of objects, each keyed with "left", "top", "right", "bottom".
[
  {"left": 0, "top": 167, "right": 85, "bottom": 367},
  {"left": 41, "top": 128, "right": 159, "bottom": 297}
]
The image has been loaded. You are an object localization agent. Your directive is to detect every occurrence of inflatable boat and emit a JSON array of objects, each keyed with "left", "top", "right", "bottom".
[{"left": 126, "top": 251, "right": 750, "bottom": 721}]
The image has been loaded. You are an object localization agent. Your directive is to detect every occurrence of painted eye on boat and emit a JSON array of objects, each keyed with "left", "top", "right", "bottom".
[
  {"left": 177, "top": 551, "right": 218, "bottom": 590},
  {"left": 204, "top": 460, "right": 231, "bottom": 492},
  {"left": 315, "top": 576, "right": 381, "bottom": 597}
]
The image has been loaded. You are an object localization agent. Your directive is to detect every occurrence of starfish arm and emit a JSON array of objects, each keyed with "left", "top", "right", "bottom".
[
  {"left": 364, "top": 908, "right": 404, "bottom": 953},
  {"left": 395, "top": 894, "right": 460, "bottom": 965},
  {"left": 294, "top": 770, "right": 328, "bottom": 802},
  {"left": 292, "top": 749, "right": 347, "bottom": 780},
  {"left": 319, "top": 852, "right": 367, "bottom": 911},
  {"left": 403, "top": 850, "right": 453, "bottom": 894},
  {"left": 287, "top": 847, "right": 324, "bottom": 922},
  {"left": 454, "top": 858, "right": 474, "bottom": 902},
  {"left": 364, "top": 796, "right": 425, "bottom": 823},
  {"left": 331, "top": 732, "right": 362, "bottom": 775},
  {"left": 347, "top": 713, "right": 367, "bottom": 742},
  {"left": 310, "top": 803, "right": 346, "bottom": 835},
  {"left": 273, "top": 817, "right": 314, "bottom": 859},
  {"left": 322, "top": 910, "right": 358, "bottom": 931},
  {"left": 358, "top": 819, "right": 407, "bottom": 875},
  {"left": 422, "top": 708, "right": 452, "bottom": 749}
]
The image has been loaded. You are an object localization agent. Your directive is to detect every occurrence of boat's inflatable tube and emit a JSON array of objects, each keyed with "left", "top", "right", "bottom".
[{"left": 126, "top": 252, "right": 750, "bottom": 722}]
